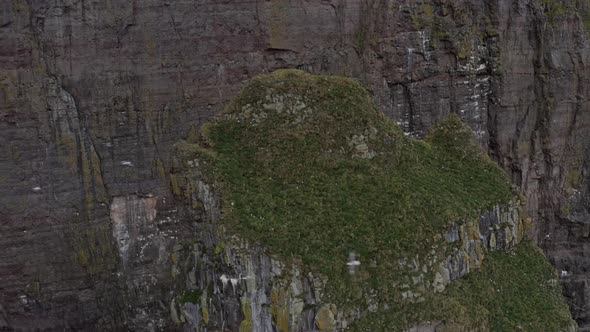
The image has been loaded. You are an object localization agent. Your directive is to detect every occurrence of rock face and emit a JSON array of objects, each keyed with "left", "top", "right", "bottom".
[
  {"left": 166, "top": 153, "right": 527, "bottom": 331},
  {"left": 1, "top": 0, "right": 589, "bottom": 330}
]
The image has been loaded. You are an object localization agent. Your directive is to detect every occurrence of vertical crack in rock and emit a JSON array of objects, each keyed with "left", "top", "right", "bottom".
[{"left": 46, "top": 77, "right": 107, "bottom": 220}]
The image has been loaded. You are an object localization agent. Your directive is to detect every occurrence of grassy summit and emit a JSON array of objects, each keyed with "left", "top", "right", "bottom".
[
  {"left": 195, "top": 69, "right": 510, "bottom": 298},
  {"left": 180, "top": 70, "right": 572, "bottom": 329}
]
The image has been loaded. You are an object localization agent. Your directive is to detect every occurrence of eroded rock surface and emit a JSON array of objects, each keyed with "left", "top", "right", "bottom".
[{"left": 1, "top": 0, "right": 590, "bottom": 330}]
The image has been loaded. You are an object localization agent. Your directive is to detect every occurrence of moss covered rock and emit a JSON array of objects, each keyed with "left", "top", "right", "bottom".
[{"left": 178, "top": 70, "right": 572, "bottom": 330}]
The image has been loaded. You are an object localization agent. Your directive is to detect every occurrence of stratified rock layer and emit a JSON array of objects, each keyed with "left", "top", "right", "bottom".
[{"left": 1, "top": 0, "right": 589, "bottom": 330}]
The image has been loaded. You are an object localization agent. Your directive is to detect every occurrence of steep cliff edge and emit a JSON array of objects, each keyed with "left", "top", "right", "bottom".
[
  {"left": 163, "top": 69, "right": 573, "bottom": 331},
  {"left": 0, "top": 0, "right": 589, "bottom": 330}
]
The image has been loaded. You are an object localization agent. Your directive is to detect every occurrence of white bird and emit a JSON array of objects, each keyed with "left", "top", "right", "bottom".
[
  {"left": 219, "top": 274, "right": 229, "bottom": 288},
  {"left": 347, "top": 252, "right": 361, "bottom": 275}
]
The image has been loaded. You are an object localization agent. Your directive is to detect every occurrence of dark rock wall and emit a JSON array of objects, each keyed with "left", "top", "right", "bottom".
[
  {"left": 490, "top": 2, "right": 590, "bottom": 329},
  {"left": 1, "top": 0, "right": 589, "bottom": 330}
]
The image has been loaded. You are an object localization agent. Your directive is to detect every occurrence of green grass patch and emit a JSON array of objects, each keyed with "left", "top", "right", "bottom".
[
  {"left": 351, "top": 241, "right": 575, "bottom": 331},
  {"left": 179, "top": 289, "right": 202, "bottom": 304},
  {"left": 179, "top": 70, "right": 514, "bottom": 308}
]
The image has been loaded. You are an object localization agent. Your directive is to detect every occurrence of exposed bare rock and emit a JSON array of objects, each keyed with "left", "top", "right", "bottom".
[{"left": 1, "top": 0, "right": 590, "bottom": 330}]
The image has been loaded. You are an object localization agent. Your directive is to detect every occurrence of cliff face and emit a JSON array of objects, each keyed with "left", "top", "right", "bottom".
[
  {"left": 162, "top": 70, "right": 573, "bottom": 331},
  {"left": 0, "top": 0, "right": 589, "bottom": 330}
]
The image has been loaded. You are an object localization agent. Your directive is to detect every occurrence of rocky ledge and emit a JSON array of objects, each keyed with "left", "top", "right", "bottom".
[{"left": 156, "top": 71, "right": 574, "bottom": 331}]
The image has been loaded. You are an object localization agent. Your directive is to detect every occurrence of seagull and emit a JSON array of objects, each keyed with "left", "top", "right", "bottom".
[
  {"left": 347, "top": 252, "right": 361, "bottom": 275},
  {"left": 219, "top": 274, "right": 229, "bottom": 288}
]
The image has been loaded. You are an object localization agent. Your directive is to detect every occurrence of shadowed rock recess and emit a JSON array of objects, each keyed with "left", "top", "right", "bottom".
[{"left": 1, "top": 0, "right": 590, "bottom": 331}]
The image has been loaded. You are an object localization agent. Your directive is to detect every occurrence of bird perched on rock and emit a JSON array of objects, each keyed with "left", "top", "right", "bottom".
[{"left": 347, "top": 252, "right": 361, "bottom": 275}]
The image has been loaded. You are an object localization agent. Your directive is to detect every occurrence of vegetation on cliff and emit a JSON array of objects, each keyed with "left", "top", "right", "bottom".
[
  {"left": 443, "top": 240, "right": 573, "bottom": 331},
  {"left": 177, "top": 70, "right": 572, "bottom": 329},
  {"left": 352, "top": 240, "right": 574, "bottom": 331}
]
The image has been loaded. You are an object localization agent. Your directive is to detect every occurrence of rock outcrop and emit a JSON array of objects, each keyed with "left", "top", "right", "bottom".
[
  {"left": 160, "top": 70, "right": 557, "bottom": 331},
  {"left": 166, "top": 158, "right": 529, "bottom": 331},
  {"left": 1, "top": 0, "right": 589, "bottom": 330}
]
